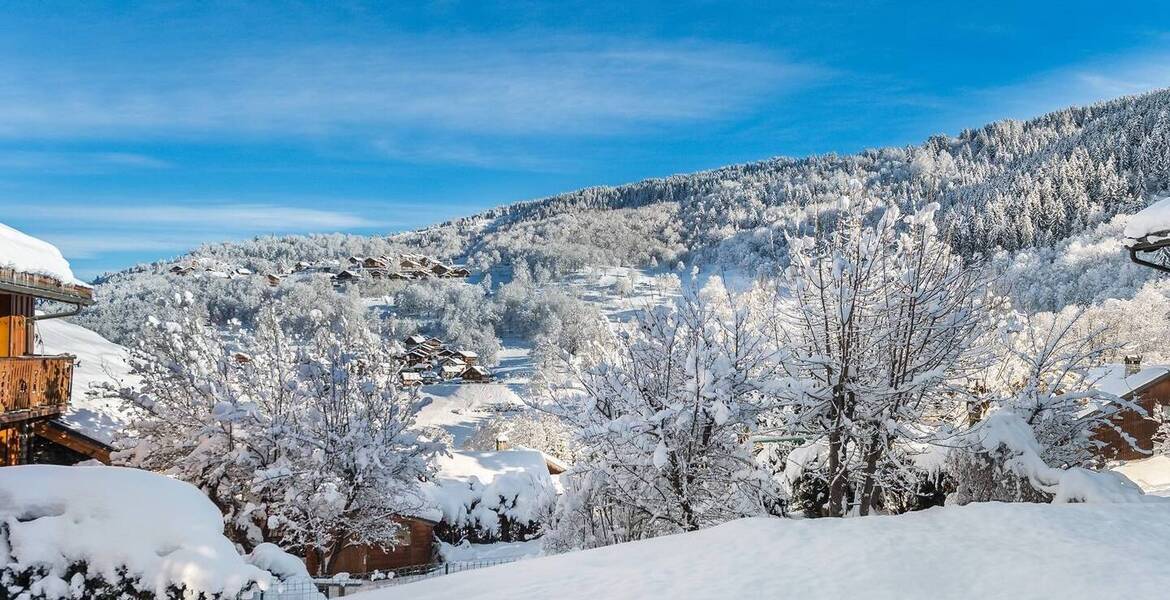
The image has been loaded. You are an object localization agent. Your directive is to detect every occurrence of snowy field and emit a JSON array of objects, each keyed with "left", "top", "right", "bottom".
[{"left": 355, "top": 502, "right": 1170, "bottom": 600}]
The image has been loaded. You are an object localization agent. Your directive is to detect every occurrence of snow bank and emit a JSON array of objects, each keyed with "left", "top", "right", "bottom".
[
  {"left": 427, "top": 449, "right": 557, "bottom": 536},
  {"left": 0, "top": 465, "right": 271, "bottom": 598},
  {"left": 438, "top": 539, "right": 543, "bottom": 563},
  {"left": 0, "top": 222, "right": 87, "bottom": 287},
  {"left": 1123, "top": 195, "right": 1170, "bottom": 246},
  {"left": 354, "top": 502, "right": 1170, "bottom": 600},
  {"left": 37, "top": 319, "right": 138, "bottom": 444},
  {"left": 1111, "top": 455, "right": 1170, "bottom": 497}
]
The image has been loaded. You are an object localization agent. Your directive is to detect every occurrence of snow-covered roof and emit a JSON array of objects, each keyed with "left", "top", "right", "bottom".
[
  {"left": 0, "top": 222, "right": 93, "bottom": 303},
  {"left": 0, "top": 465, "right": 273, "bottom": 597},
  {"left": 457, "top": 350, "right": 479, "bottom": 358},
  {"left": 37, "top": 319, "right": 138, "bottom": 445},
  {"left": 426, "top": 449, "right": 558, "bottom": 531},
  {"left": 1124, "top": 195, "right": 1170, "bottom": 249},
  {"left": 1089, "top": 363, "right": 1170, "bottom": 399}
]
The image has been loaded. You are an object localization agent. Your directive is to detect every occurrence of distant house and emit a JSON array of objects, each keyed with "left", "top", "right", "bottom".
[
  {"left": 400, "top": 257, "right": 424, "bottom": 271},
  {"left": 431, "top": 263, "right": 454, "bottom": 277},
  {"left": 400, "top": 371, "right": 423, "bottom": 387},
  {"left": 404, "top": 334, "right": 428, "bottom": 348},
  {"left": 294, "top": 260, "right": 312, "bottom": 272},
  {"left": 440, "top": 364, "right": 465, "bottom": 380},
  {"left": 234, "top": 267, "right": 252, "bottom": 276},
  {"left": 264, "top": 274, "right": 282, "bottom": 287},
  {"left": 460, "top": 365, "right": 493, "bottom": 383},
  {"left": 422, "top": 337, "right": 444, "bottom": 351},
  {"left": 363, "top": 257, "right": 388, "bottom": 270},
  {"left": 455, "top": 350, "right": 478, "bottom": 365},
  {"left": 447, "top": 266, "right": 472, "bottom": 278},
  {"left": 1087, "top": 359, "right": 1170, "bottom": 461},
  {"left": 334, "top": 270, "right": 361, "bottom": 283}
]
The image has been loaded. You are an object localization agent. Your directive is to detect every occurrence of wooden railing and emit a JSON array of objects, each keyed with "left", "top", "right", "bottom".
[{"left": 0, "top": 355, "right": 74, "bottom": 423}]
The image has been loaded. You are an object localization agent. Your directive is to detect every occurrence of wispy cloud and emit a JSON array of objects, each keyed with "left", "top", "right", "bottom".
[
  {"left": 0, "top": 35, "right": 822, "bottom": 140},
  {"left": 0, "top": 151, "right": 171, "bottom": 172},
  {"left": 15, "top": 202, "right": 386, "bottom": 267},
  {"left": 21, "top": 203, "right": 382, "bottom": 230}
]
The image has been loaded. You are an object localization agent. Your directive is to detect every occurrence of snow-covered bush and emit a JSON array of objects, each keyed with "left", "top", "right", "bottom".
[
  {"left": 948, "top": 409, "right": 1155, "bottom": 505},
  {"left": 429, "top": 450, "right": 558, "bottom": 544},
  {"left": 543, "top": 278, "right": 780, "bottom": 550},
  {"left": 111, "top": 293, "right": 441, "bottom": 575},
  {"left": 0, "top": 465, "right": 284, "bottom": 600}
]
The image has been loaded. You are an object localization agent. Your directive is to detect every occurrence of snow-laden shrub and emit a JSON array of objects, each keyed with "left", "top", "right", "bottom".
[
  {"left": 0, "top": 465, "right": 283, "bottom": 600},
  {"left": 429, "top": 450, "right": 558, "bottom": 544},
  {"left": 948, "top": 410, "right": 1156, "bottom": 505}
]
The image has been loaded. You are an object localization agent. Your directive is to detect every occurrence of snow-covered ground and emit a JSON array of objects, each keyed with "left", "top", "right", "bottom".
[
  {"left": 1112, "top": 455, "right": 1170, "bottom": 497},
  {"left": 35, "top": 318, "right": 137, "bottom": 444},
  {"left": 438, "top": 539, "right": 543, "bottom": 563},
  {"left": 416, "top": 381, "right": 527, "bottom": 447},
  {"left": 355, "top": 502, "right": 1170, "bottom": 600}
]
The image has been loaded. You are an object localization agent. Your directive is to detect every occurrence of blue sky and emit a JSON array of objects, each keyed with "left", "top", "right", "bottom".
[{"left": 2, "top": 1, "right": 1169, "bottom": 279}]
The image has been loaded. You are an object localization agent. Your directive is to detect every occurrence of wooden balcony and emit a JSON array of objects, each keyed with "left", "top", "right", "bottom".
[{"left": 0, "top": 355, "right": 74, "bottom": 424}]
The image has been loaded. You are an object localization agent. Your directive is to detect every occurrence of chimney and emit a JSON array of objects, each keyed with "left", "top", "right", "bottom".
[
  {"left": 1125, "top": 355, "right": 1143, "bottom": 376},
  {"left": 495, "top": 435, "right": 510, "bottom": 452}
]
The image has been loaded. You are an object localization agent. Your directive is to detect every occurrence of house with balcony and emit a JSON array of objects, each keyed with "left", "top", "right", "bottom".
[{"left": 1, "top": 223, "right": 104, "bottom": 466}]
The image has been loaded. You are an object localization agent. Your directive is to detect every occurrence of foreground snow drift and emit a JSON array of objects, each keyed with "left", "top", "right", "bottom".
[
  {"left": 356, "top": 502, "right": 1170, "bottom": 600},
  {"left": 0, "top": 466, "right": 272, "bottom": 598}
]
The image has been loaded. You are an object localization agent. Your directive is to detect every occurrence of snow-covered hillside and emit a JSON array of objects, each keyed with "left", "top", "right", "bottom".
[
  {"left": 357, "top": 502, "right": 1170, "bottom": 600},
  {"left": 36, "top": 319, "right": 136, "bottom": 444}
]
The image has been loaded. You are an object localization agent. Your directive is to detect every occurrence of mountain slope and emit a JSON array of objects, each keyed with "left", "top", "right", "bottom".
[{"left": 175, "top": 88, "right": 1170, "bottom": 280}]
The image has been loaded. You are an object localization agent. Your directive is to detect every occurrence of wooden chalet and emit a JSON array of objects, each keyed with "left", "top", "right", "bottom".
[
  {"left": 362, "top": 257, "right": 389, "bottom": 270},
  {"left": 1088, "top": 359, "right": 1170, "bottom": 461},
  {"left": 333, "top": 269, "right": 361, "bottom": 283},
  {"left": 404, "top": 334, "right": 428, "bottom": 348},
  {"left": 460, "top": 365, "right": 493, "bottom": 383},
  {"left": 455, "top": 350, "right": 478, "bottom": 365},
  {"left": 0, "top": 248, "right": 102, "bottom": 466},
  {"left": 305, "top": 515, "right": 438, "bottom": 577},
  {"left": 400, "top": 371, "right": 423, "bottom": 387}
]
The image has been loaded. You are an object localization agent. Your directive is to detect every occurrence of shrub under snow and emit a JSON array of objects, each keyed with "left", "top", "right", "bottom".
[{"left": 0, "top": 465, "right": 283, "bottom": 599}]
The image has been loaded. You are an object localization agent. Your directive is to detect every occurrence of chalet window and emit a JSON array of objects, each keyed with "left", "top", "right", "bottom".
[{"left": 399, "top": 525, "right": 412, "bottom": 546}]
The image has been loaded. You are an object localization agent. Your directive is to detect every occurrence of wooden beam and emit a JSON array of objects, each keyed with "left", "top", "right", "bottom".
[{"left": 32, "top": 421, "right": 111, "bottom": 464}]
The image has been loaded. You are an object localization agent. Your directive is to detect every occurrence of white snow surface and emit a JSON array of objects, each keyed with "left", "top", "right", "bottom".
[
  {"left": 36, "top": 319, "right": 138, "bottom": 444},
  {"left": 1123, "top": 194, "right": 1170, "bottom": 244},
  {"left": 0, "top": 222, "right": 88, "bottom": 286},
  {"left": 416, "top": 383, "right": 526, "bottom": 446},
  {"left": 1112, "top": 455, "right": 1170, "bottom": 497},
  {"left": 355, "top": 502, "right": 1170, "bottom": 600},
  {"left": 438, "top": 539, "right": 543, "bottom": 563},
  {"left": 0, "top": 465, "right": 272, "bottom": 598}
]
